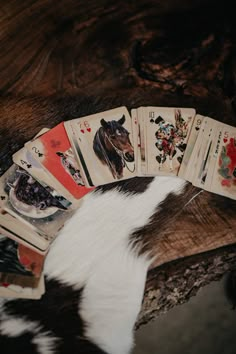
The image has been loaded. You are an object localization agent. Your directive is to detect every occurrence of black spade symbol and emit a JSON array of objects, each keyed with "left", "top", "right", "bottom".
[
  {"left": 150, "top": 119, "right": 154, "bottom": 123},
  {"left": 155, "top": 116, "right": 164, "bottom": 124},
  {"left": 195, "top": 126, "right": 200, "bottom": 131}
]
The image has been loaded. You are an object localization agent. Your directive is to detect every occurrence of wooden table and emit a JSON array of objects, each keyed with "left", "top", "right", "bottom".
[{"left": 0, "top": 0, "right": 236, "bottom": 326}]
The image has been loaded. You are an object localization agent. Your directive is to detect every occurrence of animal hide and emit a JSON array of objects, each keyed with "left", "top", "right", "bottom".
[{"left": 0, "top": 94, "right": 206, "bottom": 354}]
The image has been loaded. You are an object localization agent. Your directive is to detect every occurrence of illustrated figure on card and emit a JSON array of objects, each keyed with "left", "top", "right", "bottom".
[
  {"left": 93, "top": 114, "right": 134, "bottom": 180},
  {"left": 65, "top": 107, "right": 136, "bottom": 186},
  {"left": 217, "top": 130, "right": 236, "bottom": 190},
  {"left": 152, "top": 109, "right": 193, "bottom": 173},
  {"left": 56, "top": 148, "right": 84, "bottom": 186},
  {"left": 5, "top": 167, "right": 67, "bottom": 219}
]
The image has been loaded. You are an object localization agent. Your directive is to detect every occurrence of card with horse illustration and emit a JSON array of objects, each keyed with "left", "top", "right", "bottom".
[
  {"left": 144, "top": 107, "right": 196, "bottom": 176},
  {"left": 65, "top": 107, "right": 136, "bottom": 186}
]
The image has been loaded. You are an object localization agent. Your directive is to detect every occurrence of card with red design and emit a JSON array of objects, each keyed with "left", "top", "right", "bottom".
[
  {"left": 25, "top": 122, "right": 93, "bottom": 204},
  {"left": 0, "top": 274, "right": 45, "bottom": 299},
  {"left": 208, "top": 123, "right": 236, "bottom": 199},
  {"left": 65, "top": 107, "right": 136, "bottom": 186},
  {"left": 0, "top": 230, "right": 45, "bottom": 288}
]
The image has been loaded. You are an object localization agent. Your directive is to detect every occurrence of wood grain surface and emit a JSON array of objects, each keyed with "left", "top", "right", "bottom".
[{"left": 0, "top": 0, "right": 236, "bottom": 322}]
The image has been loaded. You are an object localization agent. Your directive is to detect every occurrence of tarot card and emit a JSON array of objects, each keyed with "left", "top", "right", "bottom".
[
  {"left": 209, "top": 124, "right": 236, "bottom": 199},
  {"left": 178, "top": 114, "right": 204, "bottom": 179},
  {"left": 0, "top": 274, "right": 45, "bottom": 299},
  {"left": 66, "top": 107, "right": 136, "bottom": 186},
  {"left": 0, "top": 164, "right": 74, "bottom": 246},
  {"left": 13, "top": 147, "right": 72, "bottom": 210},
  {"left": 25, "top": 122, "right": 93, "bottom": 201},
  {"left": 144, "top": 107, "right": 196, "bottom": 176},
  {"left": 192, "top": 117, "right": 216, "bottom": 188},
  {"left": 0, "top": 232, "right": 44, "bottom": 288}
]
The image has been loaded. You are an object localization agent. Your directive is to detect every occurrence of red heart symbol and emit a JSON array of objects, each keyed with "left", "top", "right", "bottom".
[
  {"left": 223, "top": 138, "right": 228, "bottom": 143},
  {"left": 80, "top": 129, "right": 85, "bottom": 134},
  {"left": 87, "top": 128, "right": 91, "bottom": 132}
]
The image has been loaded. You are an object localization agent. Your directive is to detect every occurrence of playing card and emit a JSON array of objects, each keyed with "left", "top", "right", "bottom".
[
  {"left": 192, "top": 117, "right": 216, "bottom": 188},
  {"left": 25, "top": 122, "right": 93, "bottom": 202},
  {"left": 0, "top": 210, "right": 48, "bottom": 254},
  {"left": 144, "top": 107, "right": 196, "bottom": 176},
  {"left": 178, "top": 114, "right": 204, "bottom": 179},
  {"left": 184, "top": 115, "right": 208, "bottom": 183},
  {"left": 131, "top": 108, "right": 140, "bottom": 175},
  {"left": 0, "top": 164, "right": 74, "bottom": 248},
  {"left": 203, "top": 121, "right": 225, "bottom": 191},
  {"left": 13, "top": 147, "right": 72, "bottom": 210},
  {"left": 0, "top": 231, "right": 44, "bottom": 288},
  {"left": 209, "top": 123, "right": 236, "bottom": 199},
  {"left": 0, "top": 274, "right": 45, "bottom": 299},
  {"left": 66, "top": 107, "right": 136, "bottom": 186}
]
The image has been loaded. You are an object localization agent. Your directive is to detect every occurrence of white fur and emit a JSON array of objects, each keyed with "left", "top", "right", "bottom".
[
  {"left": 44, "top": 176, "right": 186, "bottom": 354},
  {"left": 0, "top": 303, "right": 58, "bottom": 354}
]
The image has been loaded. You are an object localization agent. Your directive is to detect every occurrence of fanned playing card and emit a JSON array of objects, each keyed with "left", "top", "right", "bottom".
[
  {"left": 25, "top": 122, "right": 93, "bottom": 204},
  {"left": 0, "top": 231, "right": 45, "bottom": 288},
  {"left": 209, "top": 123, "right": 236, "bottom": 199},
  {"left": 192, "top": 117, "right": 216, "bottom": 188},
  {"left": 13, "top": 147, "right": 72, "bottom": 210},
  {"left": 0, "top": 210, "right": 48, "bottom": 254},
  {"left": 0, "top": 164, "right": 75, "bottom": 249},
  {"left": 0, "top": 274, "right": 45, "bottom": 299},
  {"left": 143, "top": 107, "right": 196, "bottom": 176},
  {"left": 178, "top": 114, "right": 204, "bottom": 180},
  {"left": 65, "top": 107, "right": 136, "bottom": 186}
]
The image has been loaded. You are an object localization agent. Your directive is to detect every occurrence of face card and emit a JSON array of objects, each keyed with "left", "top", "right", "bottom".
[
  {"left": 0, "top": 164, "right": 74, "bottom": 244},
  {"left": 25, "top": 122, "right": 93, "bottom": 200},
  {"left": 210, "top": 124, "right": 236, "bottom": 199},
  {"left": 178, "top": 114, "right": 204, "bottom": 179},
  {"left": 144, "top": 107, "right": 196, "bottom": 176},
  {"left": 67, "top": 107, "right": 136, "bottom": 186}
]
